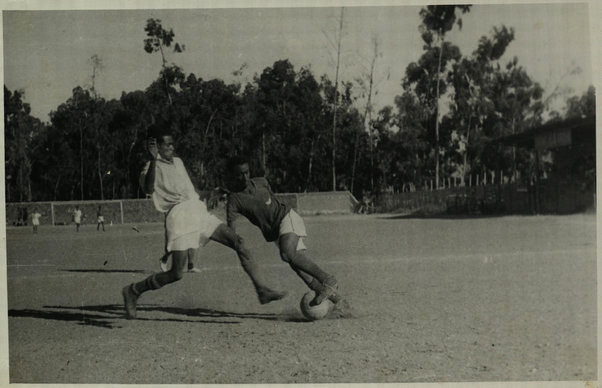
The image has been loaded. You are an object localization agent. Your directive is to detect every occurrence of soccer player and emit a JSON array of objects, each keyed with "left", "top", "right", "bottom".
[
  {"left": 225, "top": 156, "right": 340, "bottom": 306},
  {"left": 31, "top": 208, "right": 42, "bottom": 234},
  {"left": 73, "top": 206, "right": 82, "bottom": 232},
  {"left": 96, "top": 205, "right": 105, "bottom": 231},
  {"left": 121, "top": 125, "right": 285, "bottom": 319}
]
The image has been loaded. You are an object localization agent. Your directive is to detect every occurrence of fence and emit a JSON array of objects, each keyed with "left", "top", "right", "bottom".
[
  {"left": 374, "top": 181, "right": 594, "bottom": 216},
  {"left": 5, "top": 191, "right": 358, "bottom": 227}
]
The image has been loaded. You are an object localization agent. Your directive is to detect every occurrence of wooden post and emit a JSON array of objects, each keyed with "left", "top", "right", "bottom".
[{"left": 120, "top": 200, "right": 124, "bottom": 224}]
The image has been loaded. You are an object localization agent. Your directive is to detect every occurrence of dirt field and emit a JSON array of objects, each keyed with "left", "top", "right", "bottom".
[{"left": 4, "top": 214, "right": 597, "bottom": 384}]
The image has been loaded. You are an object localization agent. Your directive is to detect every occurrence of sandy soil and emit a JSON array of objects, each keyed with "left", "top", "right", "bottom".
[{"left": 5, "top": 214, "right": 597, "bottom": 384}]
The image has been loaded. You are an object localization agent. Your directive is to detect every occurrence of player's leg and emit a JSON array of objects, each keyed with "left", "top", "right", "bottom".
[
  {"left": 159, "top": 218, "right": 170, "bottom": 271},
  {"left": 278, "top": 233, "right": 338, "bottom": 305},
  {"left": 122, "top": 250, "right": 188, "bottom": 319},
  {"left": 210, "top": 224, "right": 286, "bottom": 304},
  {"left": 286, "top": 263, "right": 342, "bottom": 302},
  {"left": 187, "top": 248, "right": 202, "bottom": 273}
]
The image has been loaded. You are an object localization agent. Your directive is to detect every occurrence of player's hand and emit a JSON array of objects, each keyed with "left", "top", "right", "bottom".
[
  {"left": 147, "top": 138, "right": 159, "bottom": 160},
  {"left": 207, "top": 187, "right": 228, "bottom": 210}
]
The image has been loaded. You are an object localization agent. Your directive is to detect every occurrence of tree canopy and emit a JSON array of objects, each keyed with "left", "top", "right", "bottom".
[{"left": 4, "top": 12, "right": 595, "bottom": 202}]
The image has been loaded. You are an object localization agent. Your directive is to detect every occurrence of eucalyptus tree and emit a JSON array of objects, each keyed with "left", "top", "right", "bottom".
[
  {"left": 4, "top": 86, "right": 44, "bottom": 202},
  {"left": 449, "top": 25, "right": 515, "bottom": 184},
  {"left": 565, "top": 85, "right": 595, "bottom": 119},
  {"left": 143, "top": 18, "right": 185, "bottom": 106},
  {"left": 411, "top": 5, "right": 470, "bottom": 188},
  {"left": 488, "top": 53, "right": 544, "bottom": 182}
]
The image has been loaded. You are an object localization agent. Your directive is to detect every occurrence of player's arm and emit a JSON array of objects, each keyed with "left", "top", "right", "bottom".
[
  {"left": 142, "top": 138, "right": 158, "bottom": 195},
  {"left": 207, "top": 186, "right": 229, "bottom": 210},
  {"left": 226, "top": 195, "right": 241, "bottom": 232},
  {"left": 263, "top": 177, "right": 277, "bottom": 197}
]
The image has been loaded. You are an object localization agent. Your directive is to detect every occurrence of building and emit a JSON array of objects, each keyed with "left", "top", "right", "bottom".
[{"left": 494, "top": 116, "right": 595, "bottom": 214}]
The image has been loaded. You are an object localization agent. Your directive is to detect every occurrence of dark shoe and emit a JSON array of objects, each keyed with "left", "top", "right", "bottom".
[
  {"left": 311, "top": 276, "right": 338, "bottom": 306},
  {"left": 258, "top": 289, "right": 287, "bottom": 304},
  {"left": 122, "top": 285, "right": 138, "bottom": 319}
]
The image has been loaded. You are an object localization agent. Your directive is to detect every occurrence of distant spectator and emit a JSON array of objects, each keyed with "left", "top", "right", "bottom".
[
  {"left": 31, "top": 208, "right": 42, "bottom": 234},
  {"left": 358, "top": 191, "right": 373, "bottom": 214},
  {"left": 96, "top": 205, "right": 105, "bottom": 232},
  {"left": 73, "top": 206, "right": 83, "bottom": 232}
]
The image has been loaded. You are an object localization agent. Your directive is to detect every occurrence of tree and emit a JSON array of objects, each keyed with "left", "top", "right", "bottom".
[
  {"left": 416, "top": 5, "right": 470, "bottom": 188},
  {"left": 4, "top": 86, "right": 43, "bottom": 202},
  {"left": 327, "top": 7, "right": 345, "bottom": 191},
  {"left": 449, "top": 25, "right": 515, "bottom": 184},
  {"left": 565, "top": 85, "right": 595, "bottom": 119},
  {"left": 88, "top": 54, "right": 107, "bottom": 199},
  {"left": 352, "top": 35, "right": 383, "bottom": 193},
  {"left": 143, "top": 18, "right": 185, "bottom": 105},
  {"left": 489, "top": 56, "right": 543, "bottom": 182}
]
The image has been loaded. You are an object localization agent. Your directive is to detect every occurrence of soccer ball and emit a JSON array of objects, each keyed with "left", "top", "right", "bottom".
[{"left": 300, "top": 291, "right": 333, "bottom": 321}]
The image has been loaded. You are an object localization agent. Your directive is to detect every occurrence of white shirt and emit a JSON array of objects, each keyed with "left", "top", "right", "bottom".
[
  {"left": 140, "top": 155, "right": 199, "bottom": 213},
  {"left": 73, "top": 209, "right": 82, "bottom": 223},
  {"left": 32, "top": 212, "right": 42, "bottom": 225}
]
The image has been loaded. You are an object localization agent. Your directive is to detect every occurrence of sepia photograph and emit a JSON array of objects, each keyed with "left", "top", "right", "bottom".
[{"left": 1, "top": 0, "right": 599, "bottom": 386}]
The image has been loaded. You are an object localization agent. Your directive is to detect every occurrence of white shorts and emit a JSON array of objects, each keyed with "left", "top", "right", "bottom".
[
  {"left": 166, "top": 198, "right": 222, "bottom": 252},
  {"left": 278, "top": 209, "right": 307, "bottom": 251},
  {"left": 97, "top": 216, "right": 104, "bottom": 223}
]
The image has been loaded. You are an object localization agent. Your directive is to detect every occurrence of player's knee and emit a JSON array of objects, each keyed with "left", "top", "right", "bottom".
[
  {"left": 279, "top": 249, "right": 295, "bottom": 264},
  {"left": 168, "top": 268, "right": 185, "bottom": 282}
]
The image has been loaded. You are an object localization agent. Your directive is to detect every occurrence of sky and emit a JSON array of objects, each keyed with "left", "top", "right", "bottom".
[{"left": 1, "top": 0, "right": 597, "bottom": 123}]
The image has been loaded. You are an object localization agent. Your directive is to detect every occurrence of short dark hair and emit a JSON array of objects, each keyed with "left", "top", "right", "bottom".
[
  {"left": 226, "top": 155, "right": 249, "bottom": 172},
  {"left": 147, "top": 123, "right": 172, "bottom": 143}
]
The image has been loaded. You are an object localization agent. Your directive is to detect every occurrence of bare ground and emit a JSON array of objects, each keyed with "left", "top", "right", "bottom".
[{"left": 5, "top": 214, "right": 597, "bottom": 384}]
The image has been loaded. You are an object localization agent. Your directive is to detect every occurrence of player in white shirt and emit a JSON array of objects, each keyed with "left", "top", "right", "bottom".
[
  {"left": 31, "top": 208, "right": 42, "bottom": 234},
  {"left": 73, "top": 206, "right": 82, "bottom": 232}
]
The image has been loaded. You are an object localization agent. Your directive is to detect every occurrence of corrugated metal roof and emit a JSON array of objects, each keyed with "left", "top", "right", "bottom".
[{"left": 492, "top": 116, "right": 595, "bottom": 149}]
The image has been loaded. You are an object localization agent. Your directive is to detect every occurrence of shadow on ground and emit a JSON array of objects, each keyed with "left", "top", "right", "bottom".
[
  {"left": 378, "top": 212, "right": 508, "bottom": 220},
  {"left": 59, "top": 269, "right": 151, "bottom": 274},
  {"left": 8, "top": 304, "right": 306, "bottom": 329}
]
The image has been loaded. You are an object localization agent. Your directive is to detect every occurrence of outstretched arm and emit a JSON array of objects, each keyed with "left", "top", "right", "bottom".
[{"left": 142, "top": 138, "right": 159, "bottom": 195}]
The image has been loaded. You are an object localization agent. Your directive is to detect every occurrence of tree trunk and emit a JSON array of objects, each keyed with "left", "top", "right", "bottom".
[
  {"left": 158, "top": 44, "right": 173, "bottom": 106},
  {"left": 356, "top": 37, "right": 378, "bottom": 194},
  {"left": 97, "top": 147, "right": 104, "bottom": 200},
  {"left": 306, "top": 135, "right": 317, "bottom": 192},
  {"left": 331, "top": 7, "right": 344, "bottom": 191},
  {"left": 434, "top": 34, "right": 444, "bottom": 190},
  {"left": 80, "top": 123, "right": 84, "bottom": 200},
  {"left": 125, "top": 124, "right": 140, "bottom": 199},
  {"left": 511, "top": 116, "right": 516, "bottom": 183},
  {"left": 462, "top": 116, "right": 472, "bottom": 186},
  {"left": 261, "top": 131, "right": 267, "bottom": 175},
  {"left": 350, "top": 132, "right": 359, "bottom": 193}
]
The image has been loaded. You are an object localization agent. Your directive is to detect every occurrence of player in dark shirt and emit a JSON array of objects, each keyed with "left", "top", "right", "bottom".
[{"left": 225, "top": 156, "right": 340, "bottom": 306}]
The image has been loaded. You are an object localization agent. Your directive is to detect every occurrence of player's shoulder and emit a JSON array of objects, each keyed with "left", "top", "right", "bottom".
[{"left": 251, "top": 177, "right": 270, "bottom": 187}]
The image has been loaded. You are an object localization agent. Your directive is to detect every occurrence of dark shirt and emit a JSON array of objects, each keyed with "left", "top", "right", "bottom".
[{"left": 227, "top": 177, "right": 291, "bottom": 242}]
